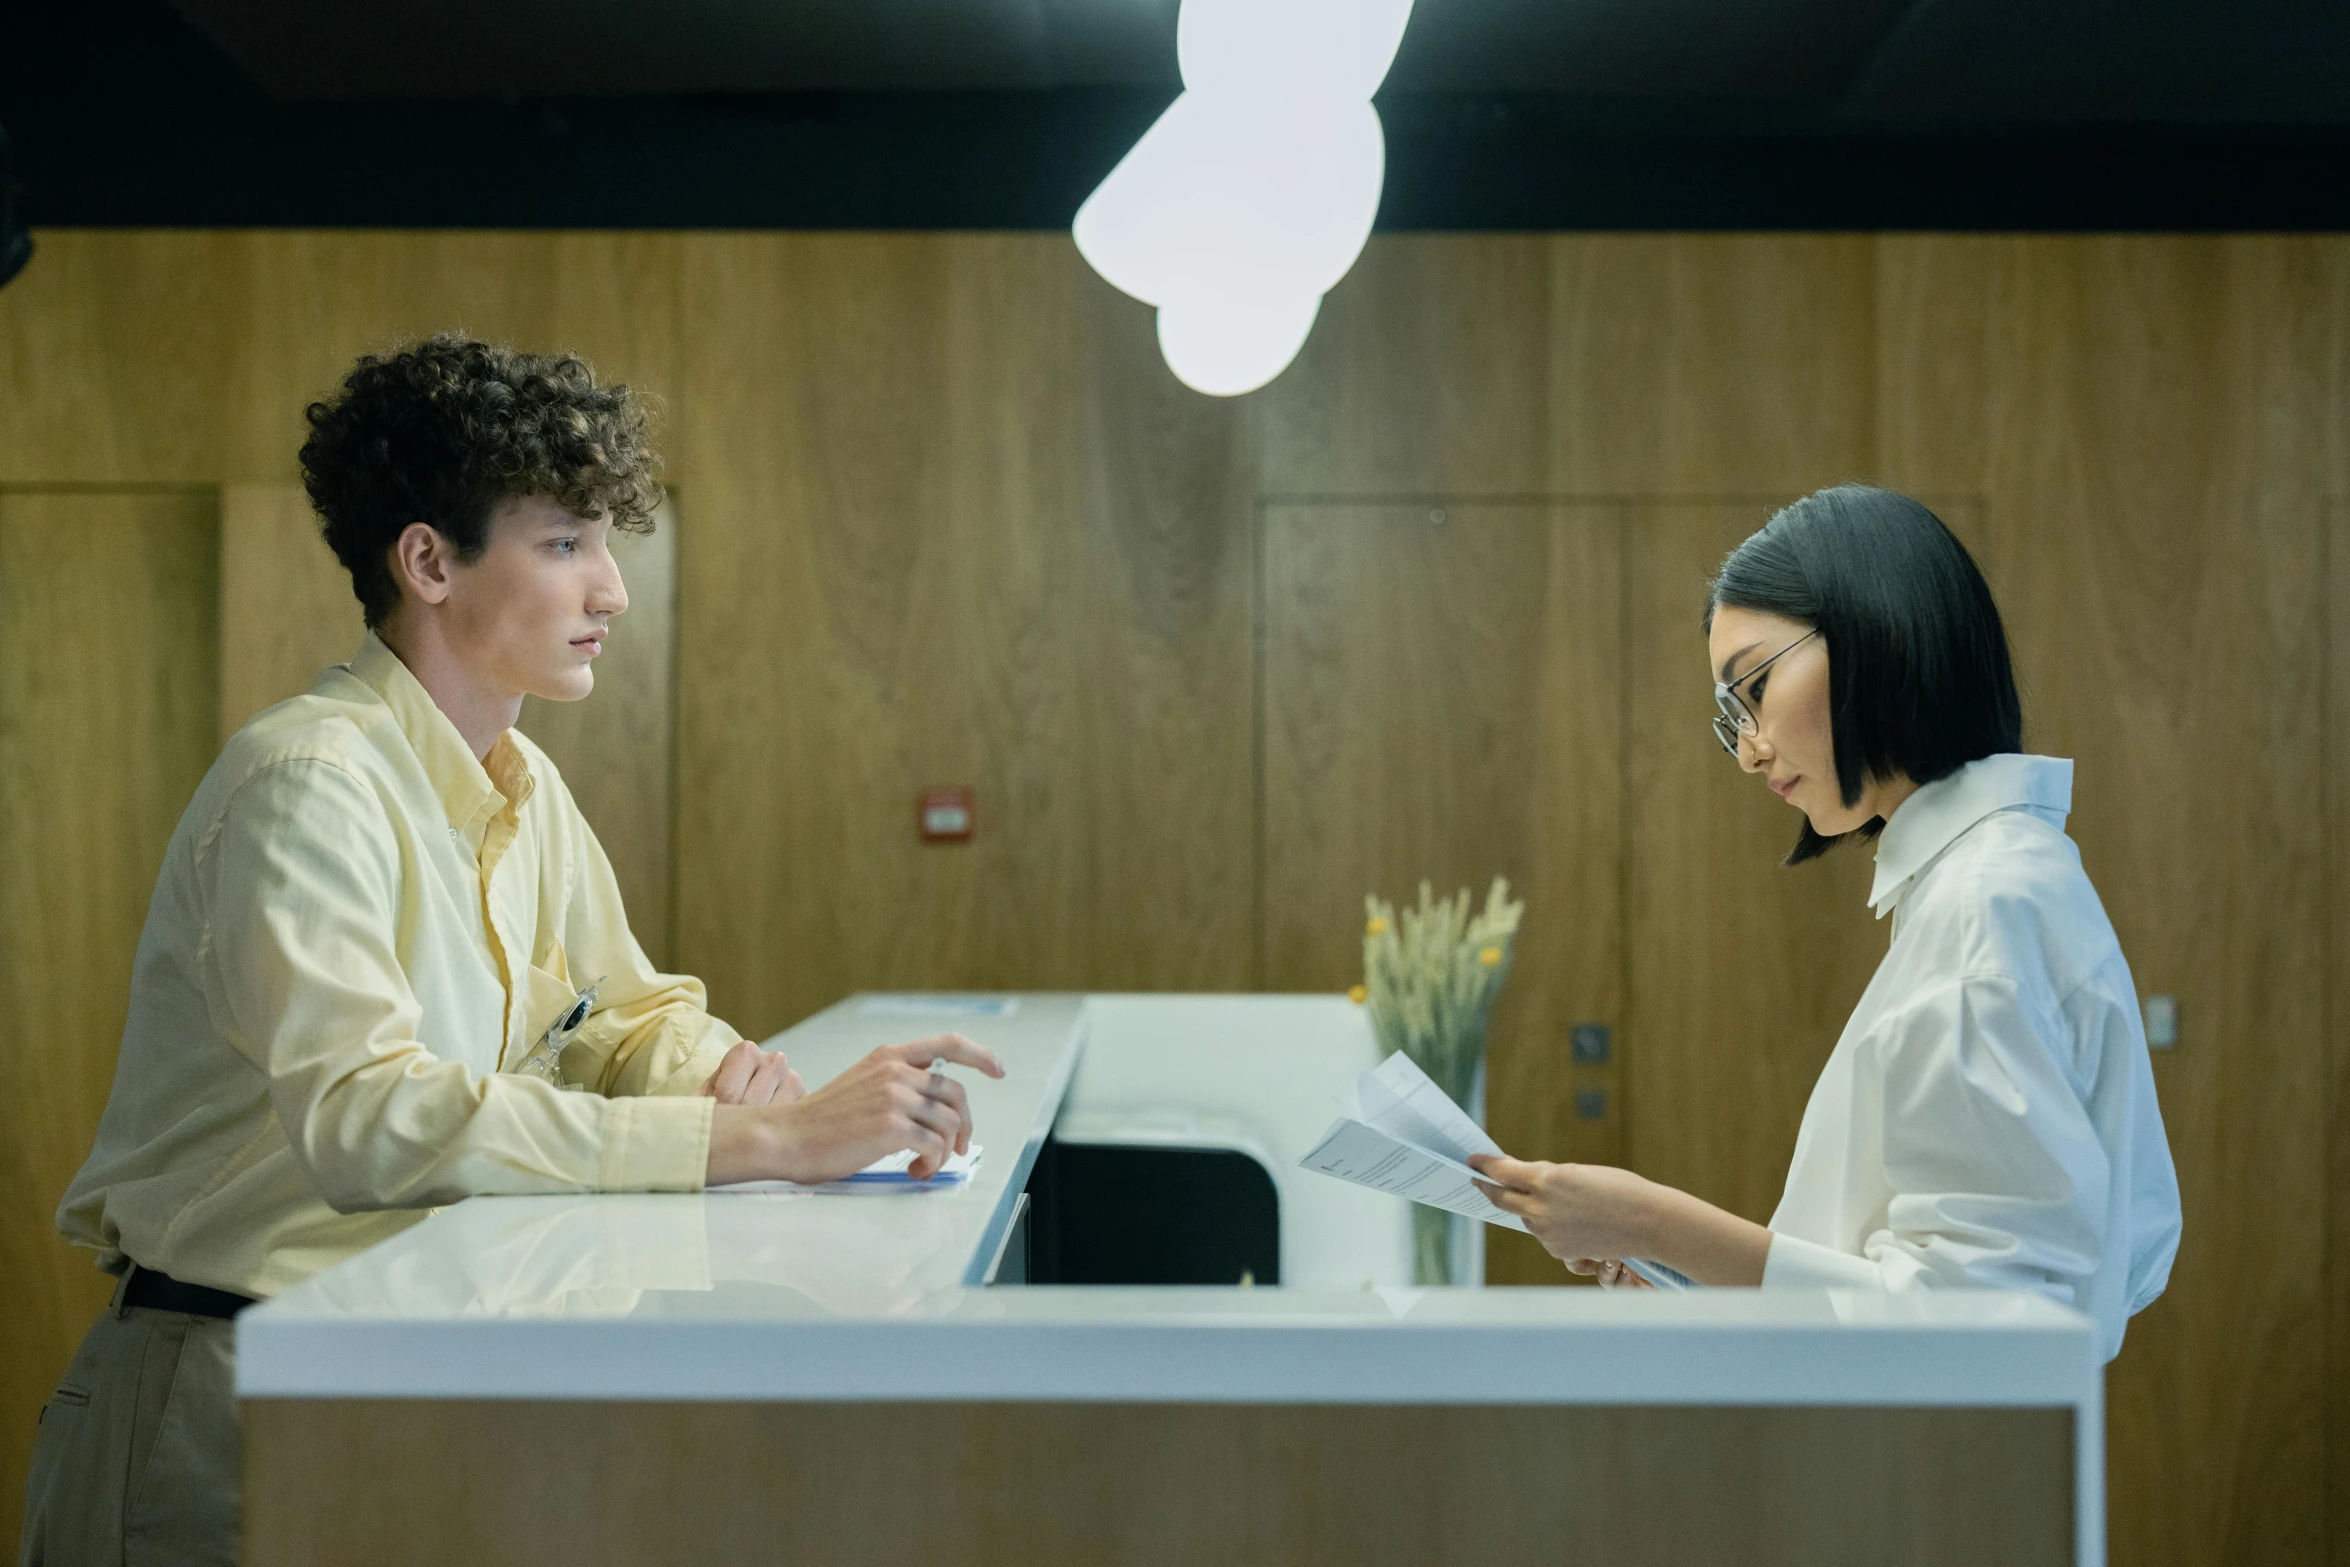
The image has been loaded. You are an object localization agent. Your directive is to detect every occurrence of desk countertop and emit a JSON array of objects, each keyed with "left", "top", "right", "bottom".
[{"left": 236, "top": 993, "right": 2100, "bottom": 1415}]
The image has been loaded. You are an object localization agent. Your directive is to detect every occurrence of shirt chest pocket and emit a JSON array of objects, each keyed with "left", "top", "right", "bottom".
[{"left": 510, "top": 942, "right": 593, "bottom": 1078}]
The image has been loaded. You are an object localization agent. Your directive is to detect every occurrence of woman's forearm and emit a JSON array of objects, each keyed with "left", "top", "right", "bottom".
[{"left": 1635, "top": 1181, "right": 1774, "bottom": 1287}]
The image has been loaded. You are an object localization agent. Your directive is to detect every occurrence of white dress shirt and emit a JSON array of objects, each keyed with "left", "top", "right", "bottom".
[{"left": 1762, "top": 753, "right": 2182, "bottom": 1362}]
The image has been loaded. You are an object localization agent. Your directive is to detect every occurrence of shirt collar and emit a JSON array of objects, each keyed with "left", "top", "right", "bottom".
[
  {"left": 345, "top": 631, "right": 537, "bottom": 828},
  {"left": 1868, "top": 753, "right": 2073, "bottom": 919}
]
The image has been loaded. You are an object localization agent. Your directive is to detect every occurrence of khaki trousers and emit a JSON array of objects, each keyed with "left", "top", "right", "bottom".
[{"left": 16, "top": 1284, "right": 239, "bottom": 1567}]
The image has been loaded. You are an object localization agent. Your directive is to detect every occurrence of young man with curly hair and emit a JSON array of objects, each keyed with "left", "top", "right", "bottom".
[{"left": 17, "top": 335, "right": 1002, "bottom": 1566}]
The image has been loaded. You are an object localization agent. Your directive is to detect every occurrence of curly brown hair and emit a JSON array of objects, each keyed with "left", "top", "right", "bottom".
[{"left": 299, "top": 333, "right": 661, "bottom": 628}]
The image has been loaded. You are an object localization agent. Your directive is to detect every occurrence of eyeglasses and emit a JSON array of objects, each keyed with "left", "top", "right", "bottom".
[{"left": 1711, "top": 628, "right": 1818, "bottom": 756}]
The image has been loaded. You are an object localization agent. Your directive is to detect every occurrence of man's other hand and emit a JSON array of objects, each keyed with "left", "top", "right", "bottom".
[{"left": 698, "top": 1040, "right": 807, "bottom": 1106}]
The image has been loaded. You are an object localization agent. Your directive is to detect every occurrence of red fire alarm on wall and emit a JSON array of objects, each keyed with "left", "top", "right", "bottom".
[{"left": 917, "top": 786, "right": 975, "bottom": 843}]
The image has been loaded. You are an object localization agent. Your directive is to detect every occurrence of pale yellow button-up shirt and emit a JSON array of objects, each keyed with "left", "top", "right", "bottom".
[{"left": 58, "top": 633, "right": 730, "bottom": 1299}]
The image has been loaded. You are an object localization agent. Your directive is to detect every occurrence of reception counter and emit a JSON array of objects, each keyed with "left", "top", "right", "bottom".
[{"left": 236, "top": 993, "right": 2103, "bottom": 1567}]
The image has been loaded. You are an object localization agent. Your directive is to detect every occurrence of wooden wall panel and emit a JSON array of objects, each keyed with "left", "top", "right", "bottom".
[
  {"left": 1876, "top": 235, "right": 2333, "bottom": 1567},
  {"left": 0, "top": 489, "right": 220, "bottom": 1548},
  {"left": 1546, "top": 236, "right": 1879, "bottom": 497},
  {"left": 1259, "top": 502, "right": 1624, "bottom": 1281},
  {"left": 672, "top": 236, "right": 1258, "bottom": 1041},
  {"left": 1256, "top": 237, "right": 1556, "bottom": 497},
  {"left": 1621, "top": 502, "right": 1884, "bottom": 1224},
  {"left": 518, "top": 500, "right": 679, "bottom": 968},
  {"left": 0, "top": 234, "right": 246, "bottom": 483},
  {"left": 217, "top": 231, "right": 686, "bottom": 485},
  {"left": 0, "top": 229, "right": 2340, "bottom": 1564},
  {"left": 220, "top": 479, "right": 362, "bottom": 734},
  {"left": 2329, "top": 499, "right": 2350, "bottom": 1567},
  {"left": 0, "top": 232, "right": 685, "bottom": 492}
]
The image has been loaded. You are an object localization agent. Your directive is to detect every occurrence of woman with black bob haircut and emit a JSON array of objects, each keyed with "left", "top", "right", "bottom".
[{"left": 1470, "top": 485, "right": 2182, "bottom": 1363}]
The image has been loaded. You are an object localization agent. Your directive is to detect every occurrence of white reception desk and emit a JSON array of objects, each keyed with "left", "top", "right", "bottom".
[{"left": 237, "top": 993, "right": 2102, "bottom": 1567}]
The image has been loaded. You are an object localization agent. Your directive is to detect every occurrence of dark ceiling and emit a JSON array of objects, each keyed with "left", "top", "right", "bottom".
[
  {"left": 5, "top": 0, "right": 2350, "bottom": 229},
  {"left": 156, "top": 0, "right": 2350, "bottom": 121}
]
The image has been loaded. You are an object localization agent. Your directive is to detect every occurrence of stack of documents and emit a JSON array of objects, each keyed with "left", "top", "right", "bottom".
[
  {"left": 1299, "top": 1053, "right": 1527, "bottom": 1231},
  {"left": 1299, "top": 1054, "right": 1693, "bottom": 1289},
  {"left": 712, "top": 1146, "right": 981, "bottom": 1195}
]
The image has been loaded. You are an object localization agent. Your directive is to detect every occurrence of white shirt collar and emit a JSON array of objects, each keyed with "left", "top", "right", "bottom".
[{"left": 1867, "top": 754, "right": 2074, "bottom": 919}]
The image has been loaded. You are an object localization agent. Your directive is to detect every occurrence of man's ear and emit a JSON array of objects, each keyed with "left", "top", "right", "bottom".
[{"left": 391, "top": 521, "right": 457, "bottom": 608}]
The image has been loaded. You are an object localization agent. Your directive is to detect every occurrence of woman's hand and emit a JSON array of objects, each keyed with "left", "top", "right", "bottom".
[
  {"left": 1472, "top": 1154, "right": 1775, "bottom": 1288},
  {"left": 698, "top": 1040, "right": 807, "bottom": 1106},
  {"left": 1569, "top": 1258, "right": 1653, "bottom": 1289},
  {"left": 1468, "top": 1155, "right": 1663, "bottom": 1264}
]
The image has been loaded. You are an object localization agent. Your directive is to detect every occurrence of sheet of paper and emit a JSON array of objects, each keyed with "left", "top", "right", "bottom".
[
  {"left": 1298, "top": 1117, "right": 1527, "bottom": 1232},
  {"left": 711, "top": 1146, "right": 980, "bottom": 1195},
  {"left": 1354, "top": 1051, "right": 1503, "bottom": 1165},
  {"left": 1298, "top": 1054, "right": 1700, "bottom": 1288},
  {"left": 1622, "top": 1258, "right": 1696, "bottom": 1290}
]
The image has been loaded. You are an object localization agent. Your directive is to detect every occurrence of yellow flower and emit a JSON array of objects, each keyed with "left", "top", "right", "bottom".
[
  {"left": 1347, "top": 984, "right": 1367, "bottom": 1004},
  {"left": 1478, "top": 945, "right": 1503, "bottom": 967},
  {"left": 1366, "top": 917, "right": 1389, "bottom": 936}
]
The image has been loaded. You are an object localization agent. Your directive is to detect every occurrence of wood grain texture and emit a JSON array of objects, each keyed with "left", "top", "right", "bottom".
[
  {"left": 1876, "top": 234, "right": 2333, "bottom": 1567},
  {"left": 244, "top": 1399, "right": 2073, "bottom": 1567},
  {"left": 219, "top": 479, "right": 361, "bottom": 735},
  {"left": 2330, "top": 497, "right": 2350, "bottom": 1567},
  {"left": 1620, "top": 502, "right": 1885, "bottom": 1225},
  {"left": 0, "top": 489, "right": 219, "bottom": 1549},
  {"left": 215, "top": 231, "right": 686, "bottom": 486},
  {"left": 1258, "top": 502, "right": 1624, "bottom": 1282},
  {"left": 1255, "top": 236, "right": 1556, "bottom": 497},
  {"left": 0, "top": 233, "right": 246, "bottom": 483},
  {"left": 672, "top": 235, "right": 1258, "bottom": 1040},
  {"left": 0, "top": 229, "right": 2340, "bottom": 1561},
  {"left": 1546, "top": 236, "right": 1879, "bottom": 497},
  {"left": 519, "top": 498, "right": 679, "bottom": 968}
]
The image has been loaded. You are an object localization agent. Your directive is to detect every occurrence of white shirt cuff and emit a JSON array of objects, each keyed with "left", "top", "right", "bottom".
[{"left": 1762, "top": 1232, "right": 1886, "bottom": 1290}]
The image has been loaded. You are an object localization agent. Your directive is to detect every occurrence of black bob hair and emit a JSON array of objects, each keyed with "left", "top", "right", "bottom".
[{"left": 1705, "top": 485, "right": 2023, "bottom": 865}]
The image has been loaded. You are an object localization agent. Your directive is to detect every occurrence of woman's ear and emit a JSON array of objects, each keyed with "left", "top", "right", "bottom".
[{"left": 391, "top": 521, "right": 455, "bottom": 608}]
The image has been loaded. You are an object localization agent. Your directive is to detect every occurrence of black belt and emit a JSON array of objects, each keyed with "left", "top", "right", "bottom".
[{"left": 121, "top": 1264, "right": 257, "bottom": 1321}]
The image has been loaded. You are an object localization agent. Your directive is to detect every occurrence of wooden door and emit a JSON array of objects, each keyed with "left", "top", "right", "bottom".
[
  {"left": 1621, "top": 501, "right": 1896, "bottom": 1224},
  {"left": 0, "top": 488, "right": 220, "bottom": 1546},
  {"left": 1258, "top": 501, "right": 1623, "bottom": 1283}
]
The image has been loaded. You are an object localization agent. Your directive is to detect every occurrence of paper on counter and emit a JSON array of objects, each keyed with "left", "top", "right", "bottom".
[
  {"left": 711, "top": 1145, "right": 981, "bottom": 1195},
  {"left": 857, "top": 995, "right": 1020, "bottom": 1019}
]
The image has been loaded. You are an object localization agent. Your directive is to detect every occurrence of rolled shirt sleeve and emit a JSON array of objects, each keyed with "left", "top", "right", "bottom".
[
  {"left": 1765, "top": 972, "right": 2110, "bottom": 1306},
  {"left": 205, "top": 759, "right": 711, "bottom": 1211}
]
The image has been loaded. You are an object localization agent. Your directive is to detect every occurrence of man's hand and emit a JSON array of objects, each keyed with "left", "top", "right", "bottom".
[
  {"left": 698, "top": 1040, "right": 806, "bottom": 1106},
  {"left": 706, "top": 1034, "right": 1007, "bottom": 1187}
]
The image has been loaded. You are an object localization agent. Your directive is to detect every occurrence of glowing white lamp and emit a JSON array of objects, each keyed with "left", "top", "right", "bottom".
[
  {"left": 1072, "top": 0, "right": 1416, "bottom": 397},
  {"left": 1158, "top": 290, "right": 1323, "bottom": 398}
]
